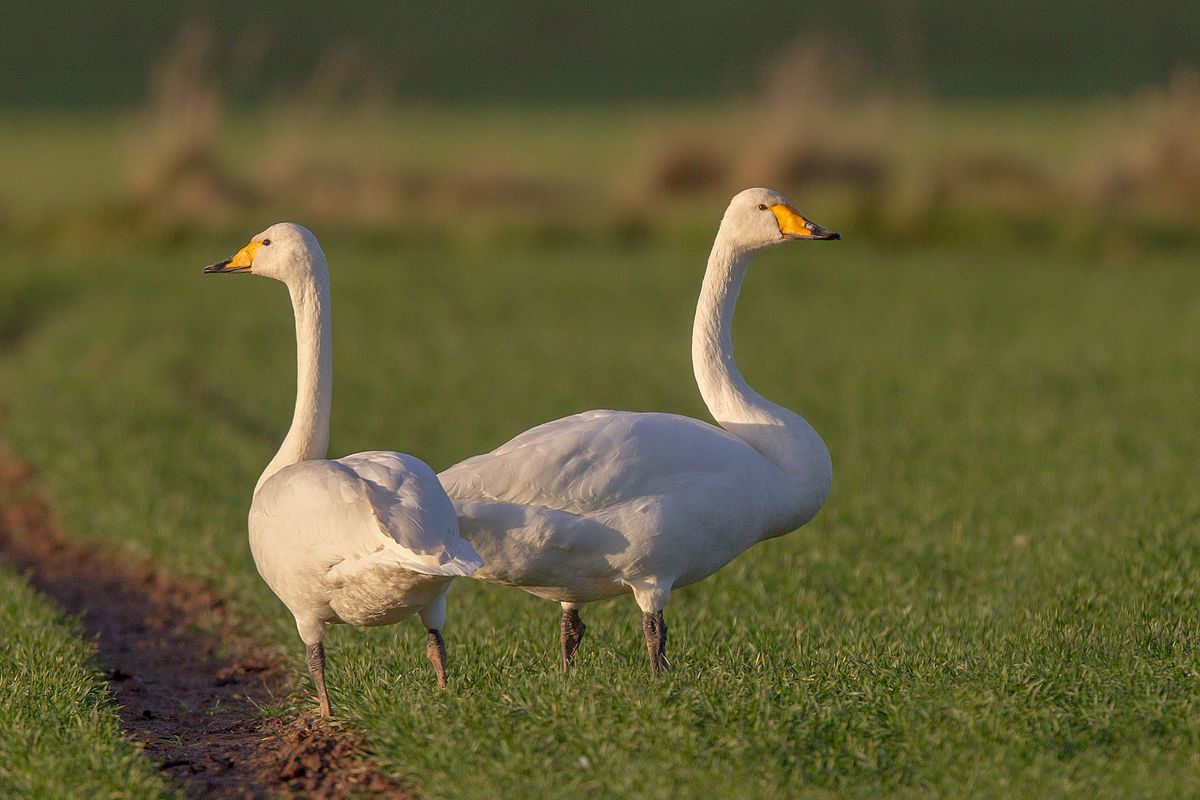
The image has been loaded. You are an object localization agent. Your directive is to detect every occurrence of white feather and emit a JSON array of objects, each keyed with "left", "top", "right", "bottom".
[
  {"left": 205, "top": 223, "right": 482, "bottom": 705},
  {"left": 441, "top": 188, "right": 836, "bottom": 666}
]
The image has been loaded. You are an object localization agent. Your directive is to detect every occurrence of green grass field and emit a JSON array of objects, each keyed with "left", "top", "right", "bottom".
[
  {"left": 2, "top": 195, "right": 1198, "bottom": 798},
  {"left": 0, "top": 563, "right": 173, "bottom": 799}
]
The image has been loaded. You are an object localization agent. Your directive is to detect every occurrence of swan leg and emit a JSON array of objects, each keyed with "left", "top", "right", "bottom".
[
  {"left": 419, "top": 593, "right": 450, "bottom": 689},
  {"left": 629, "top": 580, "right": 672, "bottom": 674},
  {"left": 642, "top": 611, "right": 670, "bottom": 674},
  {"left": 560, "top": 605, "right": 587, "bottom": 672},
  {"left": 305, "top": 642, "right": 333, "bottom": 717},
  {"left": 426, "top": 629, "right": 448, "bottom": 689}
]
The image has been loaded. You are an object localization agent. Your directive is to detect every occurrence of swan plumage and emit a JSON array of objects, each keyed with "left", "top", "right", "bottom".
[
  {"left": 205, "top": 222, "right": 482, "bottom": 715},
  {"left": 441, "top": 188, "right": 838, "bottom": 672}
]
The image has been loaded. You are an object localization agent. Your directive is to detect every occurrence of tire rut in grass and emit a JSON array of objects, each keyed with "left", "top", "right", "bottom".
[{"left": 0, "top": 446, "right": 414, "bottom": 799}]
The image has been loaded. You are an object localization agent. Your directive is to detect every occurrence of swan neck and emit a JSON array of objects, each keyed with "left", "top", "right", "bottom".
[
  {"left": 691, "top": 237, "right": 828, "bottom": 487},
  {"left": 693, "top": 241, "right": 751, "bottom": 409},
  {"left": 255, "top": 267, "right": 332, "bottom": 496},
  {"left": 692, "top": 240, "right": 768, "bottom": 429}
]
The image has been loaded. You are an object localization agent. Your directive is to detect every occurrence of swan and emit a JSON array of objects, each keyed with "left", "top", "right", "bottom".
[
  {"left": 204, "top": 222, "right": 483, "bottom": 715},
  {"left": 440, "top": 188, "right": 839, "bottom": 673}
]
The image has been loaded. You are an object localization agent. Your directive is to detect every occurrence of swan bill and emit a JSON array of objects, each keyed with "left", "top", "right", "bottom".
[
  {"left": 203, "top": 257, "right": 248, "bottom": 274},
  {"left": 203, "top": 240, "right": 262, "bottom": 273},
  {"left": 770, "top": 204, "right": 841, "bottom": 241}
]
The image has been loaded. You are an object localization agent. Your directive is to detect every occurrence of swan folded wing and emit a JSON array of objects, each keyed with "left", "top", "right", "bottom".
[
  {"left": 256, "top": 456, "right": 483, "bottom": 580},
  {"left": 453, "top": 497, "right": 633, "bottom": 598},
  {"left": 440, "top": 411, "right": 639, "bottom": 509},
  {"left": 441, "top": 410, "right": 761, "bottom": 514},
  {"left": 336, "top": 452, "right": 485, "bottom": 577}
]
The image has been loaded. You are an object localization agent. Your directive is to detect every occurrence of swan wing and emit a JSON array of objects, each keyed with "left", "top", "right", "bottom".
[
  {"left": 337, "top": 451, "right": 485, "bottom": 576},
  {"left": 452, "top": 496, "right": 640, "bottom": 600},
  {"left": 253, "top": 456, "right": 483, "bottom": 581},
  {"left": 441, "top": 410, "right": 761, "bottom": 514}
]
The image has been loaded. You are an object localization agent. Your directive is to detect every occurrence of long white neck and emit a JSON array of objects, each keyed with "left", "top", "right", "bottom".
[
  {"left": 691, "top": 237, "right": 831, "bottom": 500},
  {"left": 254, "top": 268, "right": 333, "bottom": 496}
]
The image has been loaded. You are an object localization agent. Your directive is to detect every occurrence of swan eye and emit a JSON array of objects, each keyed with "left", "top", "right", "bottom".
[
  {"left": 261, "top": 239, "right": 272, "bottom": 246},
  {"left": 757, "top": 204, "right": 768, "bottom": 211}
]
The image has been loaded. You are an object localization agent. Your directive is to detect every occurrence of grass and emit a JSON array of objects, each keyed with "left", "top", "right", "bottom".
[
  {"left": 0, "top": 563, "right": 173, "bottom": 799},
  {"left": 1, "top": 213, "right": 1198, "bottom": 798}
]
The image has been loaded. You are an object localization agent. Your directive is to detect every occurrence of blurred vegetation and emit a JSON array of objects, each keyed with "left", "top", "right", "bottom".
[
  {"left": 2, "top": 2, "right": 1199, "bottom": 108},
  {"left": 0, "top": 7, "right": 1196, "bottom": 254},
  {"left": 0, "top": 15, "right": 1198, "bottom": 258}
]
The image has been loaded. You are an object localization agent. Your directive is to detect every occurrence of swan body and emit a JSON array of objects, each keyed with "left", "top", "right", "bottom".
[
  {"left": 205, "top": 223, "right": 483, "bottom": 715},
  {"left": 441, "top": 188, "right": 838, "bottom": 672}
]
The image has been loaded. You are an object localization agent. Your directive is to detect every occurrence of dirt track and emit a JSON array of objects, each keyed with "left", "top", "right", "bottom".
[{"left": 0, "top": 447, "right": 414, "bottom": 799}]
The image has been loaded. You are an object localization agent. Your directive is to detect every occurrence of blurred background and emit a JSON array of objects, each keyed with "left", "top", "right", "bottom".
[
  {"left": 2, "top": 1, "right": 1198, "bottom": 250},
  {"left": 3, "top": 8, "right": 1200, "bottom": 797}
]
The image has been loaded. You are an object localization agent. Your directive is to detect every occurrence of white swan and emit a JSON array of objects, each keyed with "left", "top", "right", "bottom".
[
  {"left": 440, "top": 188, "right": 839, "bottom": 673},
  {"left": 204, "top": 223, "right": 483, "bottom": 715}
]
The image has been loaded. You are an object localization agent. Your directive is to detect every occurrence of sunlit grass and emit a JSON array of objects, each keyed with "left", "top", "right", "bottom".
[
  {"left": 0, "top": 565, "right": 173, "bottom": 799},
  {"left": 1, "top": 222, "right": 1198, "bottom": 797}
]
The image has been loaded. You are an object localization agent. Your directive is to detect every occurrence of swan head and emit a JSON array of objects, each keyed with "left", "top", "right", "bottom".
[
  {"left": 204, "top": 222, "right": 326, "bottom": 283},
  {"left": 721, "top": 188, "right": 840, "bottom": 250}
]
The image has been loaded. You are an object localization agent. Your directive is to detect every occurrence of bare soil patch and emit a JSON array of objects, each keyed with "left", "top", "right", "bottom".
[{"left": 0, "top": 447, "right": 414, "bottom": 799}]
